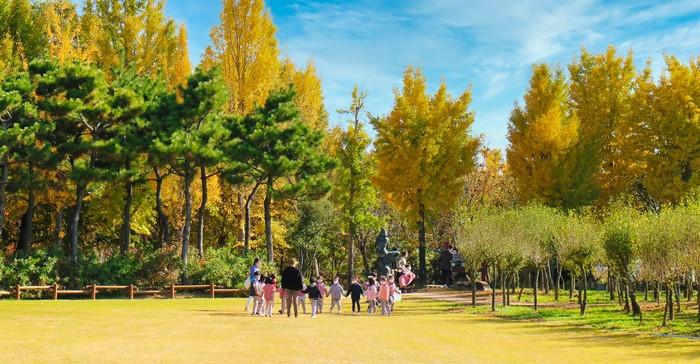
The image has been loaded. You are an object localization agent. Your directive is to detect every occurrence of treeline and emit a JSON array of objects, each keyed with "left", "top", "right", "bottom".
[{"left": 508, "top": 46, "right": 700, "bottom": 208}]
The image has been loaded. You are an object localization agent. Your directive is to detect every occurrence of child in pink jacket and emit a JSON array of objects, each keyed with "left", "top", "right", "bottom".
[
  {"left": 378, "top": 276, "right": 394, "bottom": 316},
  {"left": 262, "top": 276, "right": 277, "bottom": 317},
  {"left": 365, "top": 277, "right": 378, "bottom": 315}
]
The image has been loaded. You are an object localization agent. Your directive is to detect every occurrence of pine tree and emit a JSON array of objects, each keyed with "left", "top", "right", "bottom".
[
  {"left": 372, "top": 67, "right": 479, "bottom": 282},
  {"left": 231, "top": 88, "right": 334, "bottom": 262},
  {"left": 153, "top": 67, "right": 227, "bottom": 270},
  {"left": 507, "top": 64, "right": 577, "bottom": 207},
  {"left": 35, "top": 59, "right": 136, "bottom": 263}
]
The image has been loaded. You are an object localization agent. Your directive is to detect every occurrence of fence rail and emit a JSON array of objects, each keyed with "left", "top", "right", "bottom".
[{"left": 3, "top": 283, "right": 246, "bottom": 301}]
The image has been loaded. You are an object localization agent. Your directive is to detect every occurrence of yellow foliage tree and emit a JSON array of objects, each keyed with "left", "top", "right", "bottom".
[
  {"left": 567, "top": 46, "right": 637, "bottom": 206},
  {"left": 507, "top": 64, "right": 577, "bottom": 207},
  {"left": 642, "top": 56, "right": 700, "bottom": 204},
  {"left": 372, "top": 66, "right": 479, "bottom": 281},
  {"left": 279, "top": 58, "right": 328, "bottom": 131},
  {"left": 209, "top": 0, "right": 280, "bottom": 114}
]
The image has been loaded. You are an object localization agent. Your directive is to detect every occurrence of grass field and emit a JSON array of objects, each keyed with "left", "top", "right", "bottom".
[{"left": 1, "top": 295, "right": 699, "bottom": 364}]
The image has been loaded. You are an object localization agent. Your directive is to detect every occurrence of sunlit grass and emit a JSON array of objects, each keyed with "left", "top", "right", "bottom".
[{"left": 1, "top": 295, "right": 698, "bottom": 363}]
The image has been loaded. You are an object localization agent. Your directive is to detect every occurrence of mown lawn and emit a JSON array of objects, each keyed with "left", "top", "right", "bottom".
[{"left": 0, "top": 295, "right": 698, "bottom": 364}]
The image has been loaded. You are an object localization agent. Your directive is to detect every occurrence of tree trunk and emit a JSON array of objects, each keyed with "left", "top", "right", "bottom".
[
  {"left": 17, "top": 175, "right": 35, "bottom": 255},
  {"left": 623, "top": 282, "right": 631, "bottom": 314},
  {"left": 244, "top": 183, "right": 260, "bottom": 251},
  {"left": 644, "top": 281, "right": 649, "bottom": 301},
  {"left": 533, "top": 267, "right": 539, "bottom": 310},
  {"left": 181, "top": 170, "right": 193, "bottom": 272},
  {"left": 120, "top": 172, "right": 133, "bottom": 255},
  {"left": 196, "top": 165, "right": 207, "bottom": 258},
  {"left": 418, "top": 204, "right": 427, "bottom": 285},
  {"left": 154, "top": 167, "right": 170, "bottom": 248},
  {"left": 570, "top": 274, "right": 574, "bottom": 300},
  {"left": 0, "top": 156, "right": 8, "bottom": 234},
  {"left": 630, "top": 284, "right": 642, "bottom": 322},
  {"left": 264, "top": 176, "right": 273, "bottom": 263},
  {"left": 669, "top": 283, "right": 675, "bottom": 321},
  {"left": 546, "top": 263, "right": 553, "bottom": 295},
  {"left": 501, "top": 273, "right": 507, "bottom": 307},
  {"left": 52, "top": 207, "right": 63, "bottom": 252},
  {"left": 359, "top": 241, "right": 370, "bottom": 274},
  {"left": 347, "top": 220, "right": 355, "bottom": 284},
  {"left": 69, "top": 182, "right": 87, "bottom": 263},
  {"left": 696, "top": 281, "right": 699, "bottom": 323},
  {"left": 662, "top": 285, "right": 670, "bottom": 327},
  {"left": 491, "top": 266, "right": 497, "bottom": 312},
  {"left": 471, "top": 270, "right": 477, "bottom": 307},
  {"left": 655, "top": 282, "right": 660, "bottom": 304},
  {"left": 675, "top": 283, "right": 682, "bottom": 313},
  {"left": 608, "top": 270, "right": 615, "bottom": 300},
  {"left": 580, "top": 265, "right": 588, "bottom": 316},
  {"left": 554, "top": 260, "right": 561, "bottom": 301}
]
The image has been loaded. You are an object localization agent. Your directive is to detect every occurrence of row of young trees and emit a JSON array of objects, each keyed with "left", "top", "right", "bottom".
[{"left": 455, "top": 201, "right": 700, "bottom": 325}]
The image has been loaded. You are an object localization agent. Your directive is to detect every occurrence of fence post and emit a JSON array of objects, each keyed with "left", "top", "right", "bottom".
[
  {"left": 128, "top": 284, "right": 134, "bottom": 300},
  {"left": 170, "top": 284, "right": 176, "bottom": 299},
  {"left": 210, "top": 282, "right": 215, "bottom": 299},
  {"left": 53, "top": 283, "right": 59, "bottom": 300},
  {"left": 15, "top": 284, "right": 20, "bottom": 300},
  {"left": 91, "top": 284, "right": 97, "bottom": 300}
]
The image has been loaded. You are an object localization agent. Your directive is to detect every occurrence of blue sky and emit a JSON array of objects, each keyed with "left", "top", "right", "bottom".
[{"left": 158, "top": 0, "right": 700, "bottom": 150}]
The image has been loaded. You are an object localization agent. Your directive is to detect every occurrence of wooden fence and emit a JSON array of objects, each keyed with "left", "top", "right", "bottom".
[{"left": 2, "top": 283, "right": 246, "bottom": 300}]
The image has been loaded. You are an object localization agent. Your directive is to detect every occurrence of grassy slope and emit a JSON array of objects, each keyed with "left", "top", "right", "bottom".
[{"left": 1, "top": 296, "right": 698, "bottom": 364}]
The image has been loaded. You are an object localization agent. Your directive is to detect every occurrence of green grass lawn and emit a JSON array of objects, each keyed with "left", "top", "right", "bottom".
[{"left": 1, "top": 295, "right": 698, "bottom": 364}]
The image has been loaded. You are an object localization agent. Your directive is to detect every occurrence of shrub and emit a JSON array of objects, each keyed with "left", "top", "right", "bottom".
[
  {"left": 186, "top": 248, "right": 270, "bottom": 287},
  {"left": 0, "top": 250, "right": 59, "bottom": 288}
]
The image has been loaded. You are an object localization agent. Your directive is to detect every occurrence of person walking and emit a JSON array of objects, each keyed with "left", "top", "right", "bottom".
[
  {"left": 439, "top": 244, "right": 454, "bottom": 286},
  {"left": 281, "top": 259, "right": 304, "bottom": 318},
  {"left": 244, "top": 258, "right": 262, "bottom": 312}
]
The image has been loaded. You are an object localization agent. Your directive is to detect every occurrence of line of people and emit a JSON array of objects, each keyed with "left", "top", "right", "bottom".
[{"left": 244, "top": 259, "right": 402, "bottom": 318}]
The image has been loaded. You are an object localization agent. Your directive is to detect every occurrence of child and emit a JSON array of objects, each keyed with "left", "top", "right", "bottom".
[
  {"left": 245, "top": 271, "right": 261, "bottom": 312},
  {"left": 262, "top": 276, "right": 276, "bottom": 317},
  {"left": 346, "top": 276, "right": 364, "bottom": 313},
  {"left": 277, "top": 285, "right": 287, "bottom": 315},
  {"left": 387, "top": 275, "right": 399, "bottom": 313},
  {"left": 304, "top": 278, "right": 322, "bottom": 318},
  {"left": 328, "top": 276, "right": 345, "bottom": 314},
  {"left": 378, "top": 276, "right": 393, "bottom": 316},
  {"left": 365, "top": 277, "right": 378, "bottom": 315},
  {"left": 316, "top": 276, "right": 327, "bottom": 314},
  {"left": 297, "top": 284, "right": 307, "bottom": 314},
  {"left": 252, "top": 274, "right": 265, "bottom": 316}
]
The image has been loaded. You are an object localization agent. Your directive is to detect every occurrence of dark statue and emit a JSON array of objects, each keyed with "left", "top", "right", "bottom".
[{"left": 373, "top": 228, "right": 401, "bottom": 277}]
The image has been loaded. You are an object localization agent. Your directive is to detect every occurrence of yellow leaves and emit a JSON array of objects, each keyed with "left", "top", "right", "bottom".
[
  {"left": 507, "top": 63, "right": 576, "bottom": 207},
  {"left": 170, "top": 24, "right": 191, "bottom": 87},
  {"left": 43, "top": 0, "right": 82, "bottom": 63},
  {"left": 373, "top": 66, "right": 478, "bottom": 223},
  {"left": 210, "top": 0, "right": 280, "bottom": 114},
  {"left": 642, "top": 56, "right": 700, "bottom": 204},
  {"left": 279, "top": 58, "right": 327, "bottom": 131}
]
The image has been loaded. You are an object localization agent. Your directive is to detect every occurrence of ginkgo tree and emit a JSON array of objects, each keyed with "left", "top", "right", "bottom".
[{"left": 373, "top": 67, "right": 479, "bottom": 282}]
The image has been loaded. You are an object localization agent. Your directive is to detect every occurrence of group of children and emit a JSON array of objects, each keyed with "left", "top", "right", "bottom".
[{"left": 244, "top": 272, "right": 402, "bottom": 318}]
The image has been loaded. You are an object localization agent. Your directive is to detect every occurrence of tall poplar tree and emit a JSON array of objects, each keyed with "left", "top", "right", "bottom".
[
  {"left": 372, "top": 67, "right": 479, "bottom": 282},
  {"left": 208, "top": 0, "right": 280, "bottom": 115}
]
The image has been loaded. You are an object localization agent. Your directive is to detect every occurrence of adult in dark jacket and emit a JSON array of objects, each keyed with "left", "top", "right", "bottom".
[
  {"left": 281, "top": 259, "right": 304, "bottom": 317},
  {"left": 439, "top": 244, "right": 454, "bottom": 286}
]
